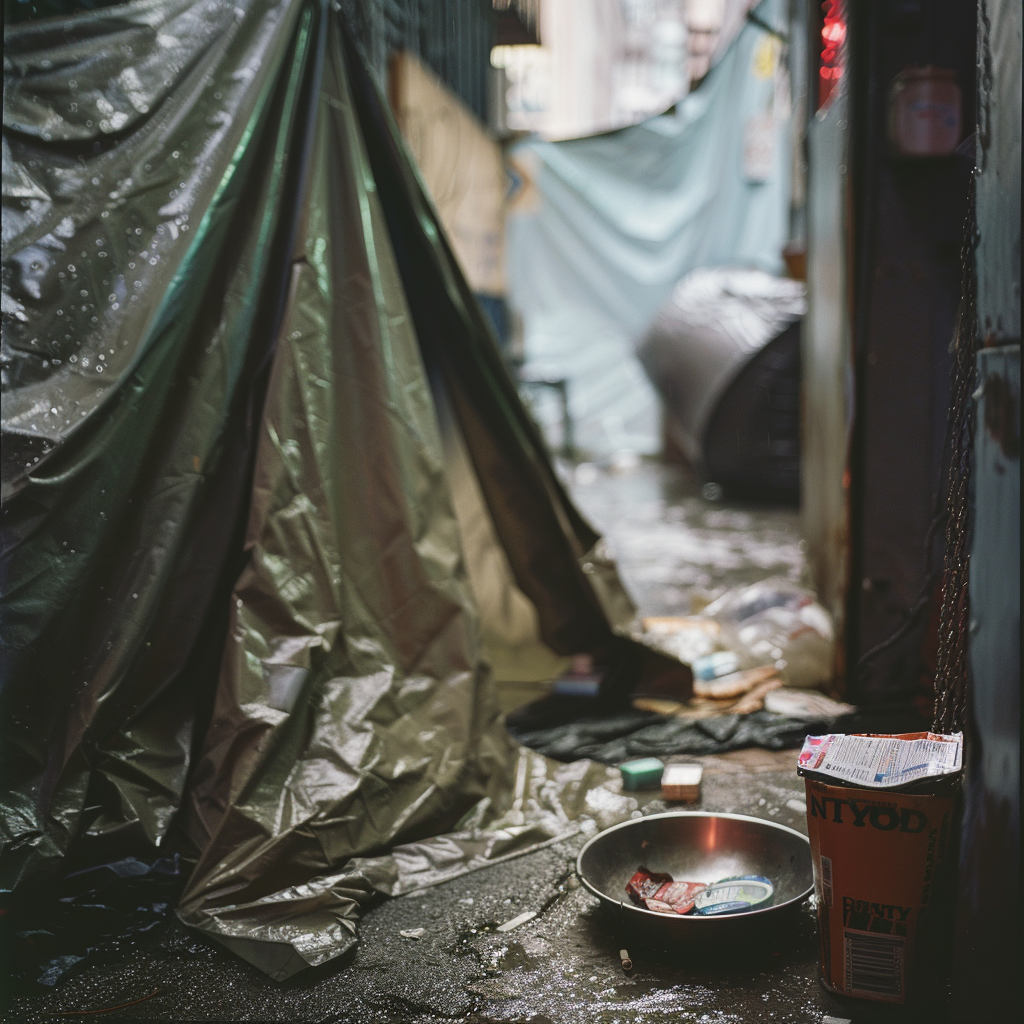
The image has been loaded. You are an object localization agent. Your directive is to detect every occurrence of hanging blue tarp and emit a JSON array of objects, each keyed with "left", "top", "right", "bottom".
[{"left": 507, "top": 0, "right": 792, "bottom": 457}]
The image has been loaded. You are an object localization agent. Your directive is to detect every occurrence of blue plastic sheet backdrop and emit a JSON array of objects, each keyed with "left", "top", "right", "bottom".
[{"left": 506, "top": 0, "right": 792, "bottom": 457}]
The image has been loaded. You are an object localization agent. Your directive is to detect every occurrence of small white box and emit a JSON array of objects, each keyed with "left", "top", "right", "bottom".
[{"left": 661, "top": 763, "right": 702, "bottom": 802}]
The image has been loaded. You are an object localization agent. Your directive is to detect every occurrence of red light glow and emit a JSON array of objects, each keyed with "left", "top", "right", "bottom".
[{"left": 818, "top": 0, "right": 846, "bottom": 108}]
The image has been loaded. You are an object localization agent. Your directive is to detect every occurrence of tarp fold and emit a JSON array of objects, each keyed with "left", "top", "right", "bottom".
[{"left": 3, "top": 0, "right": 670, "bottom": 980}]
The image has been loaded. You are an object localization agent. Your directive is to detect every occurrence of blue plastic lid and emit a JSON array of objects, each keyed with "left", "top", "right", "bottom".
[{"left": 692, "top": 877, "right": 774, "bottom": 915}]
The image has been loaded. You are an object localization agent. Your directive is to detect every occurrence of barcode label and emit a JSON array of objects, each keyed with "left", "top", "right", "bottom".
[
  {"left": 820, "top": 855, "right": 833, "bottom": 908},
  {"left": 844, "top": 930, "right": 904, "bottom": 998}
]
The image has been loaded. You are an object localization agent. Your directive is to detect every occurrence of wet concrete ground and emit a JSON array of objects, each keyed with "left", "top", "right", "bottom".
[
  {"left": 14, "top": 755, "right": 905, "bottom": 1024},
  {"left": 498, "top": 458, "right": 808, "bottom": 713},
  {"left": 564, "top": 457, "right": 807, "bottom": 617},
  {"left": 10, "top": 464, "right": 924, "bottom": 1023}
]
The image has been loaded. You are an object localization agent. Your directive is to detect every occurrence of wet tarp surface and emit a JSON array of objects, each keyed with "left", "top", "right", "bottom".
[
  {"left": 507, "top": 703, "right": 933, "bottom": 766},
  {"left": 510, "top": 709, "right": 828, "bottom": 764},
  {"left": 2, "top": 0, "right": 668, "bottom": 981}
]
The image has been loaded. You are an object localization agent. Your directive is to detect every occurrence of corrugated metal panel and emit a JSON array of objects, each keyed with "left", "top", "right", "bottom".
[
  {"left": 952, "top": 3, "right": 1020, "bottom": 1016},
  {"left": 7, "top": 1, "right": 494, "bottom": 122},
  {"left": 975, "top": 0, "right": 1021, "bottom": 341},
  {"left": 338, "top": 0, "right": 492, "bottom": 123}
]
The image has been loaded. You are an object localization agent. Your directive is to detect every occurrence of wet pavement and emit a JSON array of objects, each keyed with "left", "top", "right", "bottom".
[
  {"left": 12, "top": 755, "right": 909, "bottom": 1024},
  {"left": 564, "top": 458, "right": 807, "bottom": 617},
  {"left": 9, "top": 464, "right": 925, "bottom": 1023}
]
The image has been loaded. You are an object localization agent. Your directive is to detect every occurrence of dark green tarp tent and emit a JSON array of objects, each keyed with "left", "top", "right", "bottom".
[{"left": 2, "top": 0, "right": 686, "bottom": 979}]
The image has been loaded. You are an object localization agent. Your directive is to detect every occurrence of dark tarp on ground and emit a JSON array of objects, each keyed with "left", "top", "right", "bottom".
[
  {"left": 507, "top": 702, "right": 933, "bottom": 765},
  {"left": 509, "top": 710, "right": 828, "bottom": 764},
  {"left": 2, "top": 0, "right": 686, "bottom": 982}
]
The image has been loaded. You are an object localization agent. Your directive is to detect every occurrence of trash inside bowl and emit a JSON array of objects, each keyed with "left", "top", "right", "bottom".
[
  {"left": 693, "top": 876, "right": 774, "bottom": 915},
  {"left": 577, "top": 812, "right": 813, "bottom": 940},
  {"left": 626, "top": 867, "right": 706, "bottom": 914}
]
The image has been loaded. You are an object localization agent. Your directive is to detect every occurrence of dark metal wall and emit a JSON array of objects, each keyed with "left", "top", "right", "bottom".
[
  {"left": 844, "top": 0, "right": 977, "bottom": 703},
  {"left": 952, "top": 1, "right": 1020, "bottom": 1015},
  {"left": 4, "top": 0, "right": 495, "bottom": 125},
  {"left": 338, "top": 0, "right": 493, "bottom": 123}
]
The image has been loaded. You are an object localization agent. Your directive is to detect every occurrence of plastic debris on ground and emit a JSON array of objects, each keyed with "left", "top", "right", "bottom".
[
  {"left": 619, "top": 757, "right": 666, "bottom": 790},
  {"left": 7, "top": 856, "right": 183, "bottom": 989},
  {"left": 550, "top": 653, "right": 604, "bottom": 698},
  {"left": 763, "top": 688, "right": 855, "bottom": 719},
  {"left": 509, "top": 578, "right": 843, "bottom": 764},
  {"left": 693, "top": 664, "right": 779, "bottom": 699},
  {"left": 661, "top": 763, "right": 702, "bottom": 802},
  {"left": 496, "top": 910, "right": 538, "bottom": 933},
  {"left": 637, "top": 578, "right": 835, "bottom": 692},
  {"left": 701, "top": 578, "right": 835, "bottom": 690}
]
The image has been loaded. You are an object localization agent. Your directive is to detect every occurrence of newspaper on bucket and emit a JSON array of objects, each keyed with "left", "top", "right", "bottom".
[{"left": 798, "top": 731, "right": 962, "bottom": 1005}]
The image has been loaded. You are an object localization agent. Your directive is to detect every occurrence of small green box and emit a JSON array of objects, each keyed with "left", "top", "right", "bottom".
[{"left": 620, "top": 757, "right": 665, "bottom": 791}]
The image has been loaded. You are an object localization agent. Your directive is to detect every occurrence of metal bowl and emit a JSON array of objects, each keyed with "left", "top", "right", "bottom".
[{"left": 576, "top": 811, "right": 813, "bottom": 941}]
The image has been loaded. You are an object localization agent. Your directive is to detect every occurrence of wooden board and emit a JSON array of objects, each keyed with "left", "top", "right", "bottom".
[{"left": 389, "top": 50, "right": 506, "bottom": 296}]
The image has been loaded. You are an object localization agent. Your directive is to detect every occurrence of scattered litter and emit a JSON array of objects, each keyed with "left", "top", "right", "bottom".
[
  {"left": 661, "top": 763, "right": 702, "bottom": 802},
  {"left": 640, "top": 616, "right": 721, "bottom": 664},
  {"left": 619, "top": 757, "right": 665, "bottom": 790},
  {"left": 619, "top": 948, "right": 633, "bottom": 971},
  {"left": 551, "top": 676, "right": 601, "bottom": 697},
  {"left": 703, "top": 579, "right": 834, "bottom": 690},
  {"left": 633, "top": 674, "right": 783, "bottom": 717},
  {"left": 764, "top": 688, "right": 855, "bottom": 720},
  {"left": 551, "top": 653, "right": 604, "bottom": 697},
  {"left": 626, "top": 867, "right": 706, "bottom": 914},
  {"left": 693, "top": 664, "right": 777, "bottom": 699},
  {"left": 785, "top": 798, "right": 807, "bottom": 813},
  {"left": 728, "top": 675, "right": 784, "bottom": 714},
  {"left": 693, "top": 875, "right": 774, "bottom": 915},
  {"left": 399, "top": 928, "right": 426, "bottom": 940},
  {"left": 627, "top": 867, "right": 776, "bottom": 917},
  {"left": 692, "top": 651, "right": 740, "bottom": 681},
  {"left": 496, "top": 910, "right": 537, "bottom": 932}
]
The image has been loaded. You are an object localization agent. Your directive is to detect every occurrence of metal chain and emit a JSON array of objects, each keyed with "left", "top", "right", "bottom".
[{"left": 932, "top": 175, "right": 978, "bottom": 734}]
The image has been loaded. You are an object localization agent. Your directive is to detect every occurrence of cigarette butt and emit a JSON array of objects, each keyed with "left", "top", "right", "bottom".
[
  {"left": 619, "top": 948, "right": 632, "bottom": 971},
  {"left": 496, "top": 910, "right": 537, "bottom": 933}
]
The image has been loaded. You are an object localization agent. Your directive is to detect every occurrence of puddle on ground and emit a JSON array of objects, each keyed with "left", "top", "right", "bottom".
[{"left": 564, "top": 459, "right": 807, "bottom": 616}]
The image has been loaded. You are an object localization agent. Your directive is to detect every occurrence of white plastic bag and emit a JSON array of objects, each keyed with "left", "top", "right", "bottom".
[{"left": 701, "top": 578, "right": 835, "bottom": 690}]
